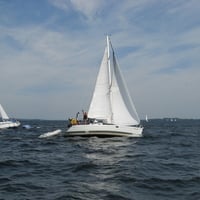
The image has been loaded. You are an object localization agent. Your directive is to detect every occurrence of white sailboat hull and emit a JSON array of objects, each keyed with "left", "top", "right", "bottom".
[
  {"left": 0, "top": 120, "right": 20, "bottom": 129},
  {"left": 65, "top": 124, "right": 143, "bottom": 137}
]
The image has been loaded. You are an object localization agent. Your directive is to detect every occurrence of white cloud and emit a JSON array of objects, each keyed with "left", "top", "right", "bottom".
[
  {"left": 0, "top": 0, "right": 200, "bottom": 119},
  {"left": 48, "top": 0, "right": 70, "bottom": 11},
  {"left": 71, "top": 0, "right": 105, "bottom": 18},
  {"left": 49, "top": 0, "right": 107, "bottom": 20},
  {"left": 0, "top": 24, "right": 99, "bottom": 119}
]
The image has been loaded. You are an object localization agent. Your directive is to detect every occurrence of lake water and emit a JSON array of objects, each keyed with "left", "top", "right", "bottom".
[{"left": 0, "top": 119, "right": 199, "bottom": 200}]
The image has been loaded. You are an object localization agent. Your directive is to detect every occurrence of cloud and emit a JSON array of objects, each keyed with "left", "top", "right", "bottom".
[
  {"left": 71, "top": 0, "right": 105, "bottom": 18},
  {"left": 48, "top": 0, "right": 70, "bottom": 11},
  {"left": 48, "top": 0, "right": 107, "bottom": 20},
  {"left": 0, "top": 23, "right": 99, "bottom": 119},
  {"left": 0, "top": 0, "right": 200, "bottom": 119}
]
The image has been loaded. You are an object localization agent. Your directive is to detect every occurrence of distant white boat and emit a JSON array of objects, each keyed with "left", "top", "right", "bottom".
[
  {"left": 65, "top": 36, "right": 143, "bottom": 137},
  {"left": 0, "top": 104, "right": 20, "bottom": 129},
  {"left": 145, "top": 114, "right": 148, "bottom": 122}
]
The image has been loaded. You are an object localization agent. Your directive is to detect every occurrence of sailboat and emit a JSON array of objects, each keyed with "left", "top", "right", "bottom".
[
  {"left": 65, "top": 36, "right": 143, "bottom": 137},
  {"left": 145, "top": 114, "right": 148, "bottom": 122},
  {"left": 0, "top": 104, "right": 20, "bottom": 129}
]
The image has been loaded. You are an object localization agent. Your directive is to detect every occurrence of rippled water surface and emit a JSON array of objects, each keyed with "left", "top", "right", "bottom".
[{"left": 0, "top": 119, "right": 200, "bottom": 200}]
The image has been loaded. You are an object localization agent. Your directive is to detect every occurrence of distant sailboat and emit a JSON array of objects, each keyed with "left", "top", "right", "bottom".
[
  {"left": 145, "top": 114, "right": 148, "bottom": 122},
  {"left": 65, "top": 36, "right": 143, "bottom": 137},
  {"left": 0, "top": 104, "right": 20, "bottom": 129}
]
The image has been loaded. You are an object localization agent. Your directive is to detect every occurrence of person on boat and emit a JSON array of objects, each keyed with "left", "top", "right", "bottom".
[
  {"left": 82, "top": 110, "right": 88, "bottom": 120},
  {"left": 67, "top": 111, "right": 80, "bottom": 127},
  {"left": 68, "top": 118, "right": 72, "bottom": 128},
  {"left": 82, "top": 110, "right": 88, "bottom": 124},
  {"left": 68, "top": 118, "right": 79, "bottom": 127},
  {"left": 76, "top": 112, "right": 80, "bottom": 120}
]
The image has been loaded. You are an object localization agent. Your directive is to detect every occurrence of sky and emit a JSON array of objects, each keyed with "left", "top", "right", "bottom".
[{"left": 0, "top": 0, "right": 200, "bottom": 120}]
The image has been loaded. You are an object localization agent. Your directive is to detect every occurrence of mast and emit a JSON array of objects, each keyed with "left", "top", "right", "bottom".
[
  {"left": 106, "top": 35, "right": 114, "bottom": 123},
  {"left": 88, "top": 38, "right": 113, "bottom": 123},
  {"left": 106, "top": 35, "right": 112, "bottom": 86}
]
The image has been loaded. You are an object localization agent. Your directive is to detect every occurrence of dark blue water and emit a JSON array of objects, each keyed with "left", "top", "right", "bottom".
[{"left": 0, "top": 119, "right": 199, "bottom": 200}]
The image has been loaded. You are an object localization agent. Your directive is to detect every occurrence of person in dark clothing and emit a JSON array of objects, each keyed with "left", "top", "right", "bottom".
[{"left": 82, "top": 110, "right": 88, "bottom": 123}]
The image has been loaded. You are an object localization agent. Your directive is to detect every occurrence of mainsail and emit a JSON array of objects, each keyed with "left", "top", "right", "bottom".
[{"left": 88, "top": 36, "right": 140, "bottom": 126}]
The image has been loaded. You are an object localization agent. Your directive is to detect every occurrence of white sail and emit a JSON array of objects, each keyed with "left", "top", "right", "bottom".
[
  {"left": 88, "top": 36, "right": 140, "bottom": 126},
  {"left": 110, "top": 52, "right": 139, "bottom": 125},
  {"left": 88, "top": 47, "right": 112, "bottom": 123},
  {"left": 145, "top": 114, "right": 148, "bottom": 122},
  {"left": 0, "top": 104, "right": 9, "bottom": 120}
]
